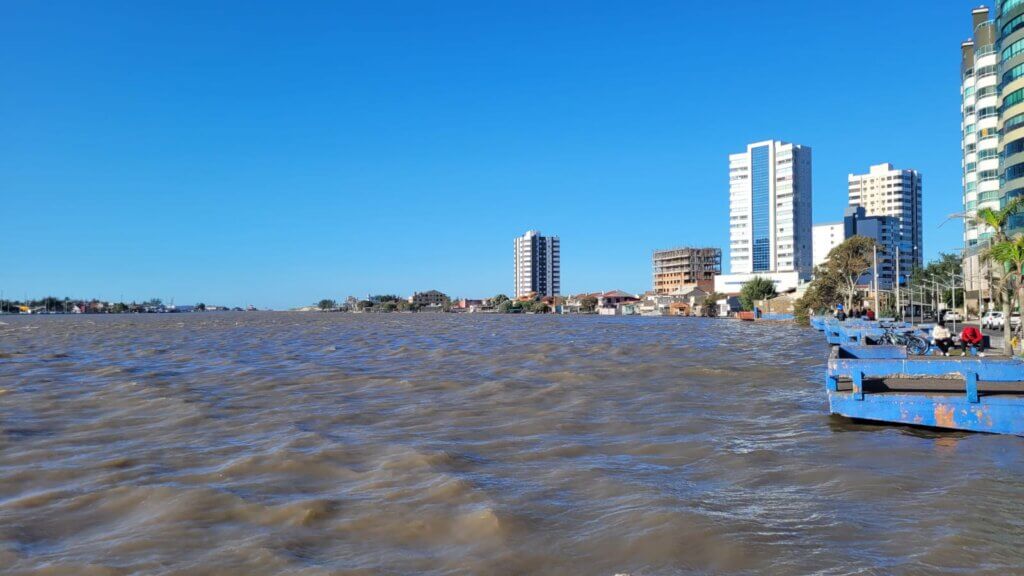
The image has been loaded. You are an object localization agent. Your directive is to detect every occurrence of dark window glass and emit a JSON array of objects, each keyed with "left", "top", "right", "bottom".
[
  {"left": 1004, "top": 13, "right": 1024, "bottom": 37},
  {"left": 751, "top": 145, "right": 771, "bottom": 272},
  {"left": 1003, "top": 163, "right": 1024, "bottom": 184},
  {"left": 1006, "top": 113, "right": 1024, "bottom": 132},
  {"left": 1003, "top": 87, "right": 1024, "bottom": 113},
  {"left": 1005, "top": 137, "right": 1024, "bottom": 158}
]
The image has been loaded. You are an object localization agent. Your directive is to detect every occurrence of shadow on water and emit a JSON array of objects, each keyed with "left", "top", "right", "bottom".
[{"left": 826, "top": 414, "right": 976, "bottom": 440}]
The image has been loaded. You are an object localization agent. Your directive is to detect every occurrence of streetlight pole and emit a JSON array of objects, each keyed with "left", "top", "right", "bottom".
[
  {"left": 950, "top": 271, "right": 958, "bottom": 334},
  {"left": 873, "top": 245, "right": 881, "bottom": 315},
  {"left": 896, "top": 246, "right": 902, "bottom": 321}
]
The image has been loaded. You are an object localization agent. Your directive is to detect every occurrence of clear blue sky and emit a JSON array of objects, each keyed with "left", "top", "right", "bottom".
[{"left": 1, "top": 1, "right": 978, "bottom": 308}]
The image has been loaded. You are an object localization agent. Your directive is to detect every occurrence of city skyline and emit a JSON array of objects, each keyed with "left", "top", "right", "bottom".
[{"left": 3, "top": 1, "right": 973, "bottom": 309}]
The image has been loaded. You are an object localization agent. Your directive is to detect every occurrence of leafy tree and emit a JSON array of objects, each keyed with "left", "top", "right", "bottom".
[
  {"left": 580, "top": 296, "right": 598, "bottom": 312},
  {"left": 357, "top": 300, "right": 374, "bottom": 311},
  {"left": 825, "top": 236, "right": 878, "bottom": 310},
  {"left": 701, "top": 292, "right": 725, "bottom": 317},
  {"left": 909, "top": 253, "right": 963, "bottom": 307},
  {"left": 197, "top": 303, "right": 207, "bottom": 311},
  {"left": 991, "top": 235, "right": 1024, "bottom": 351},
  {"left": 491, "top": 294, "right": 510, "bottom": 306},
  {"left": 739, "top": 277, "right": 777, "bottom": 311},
  {"left": 370, "top": 294, "right": 401, "bottom": 303},
  {"left": 794, "top": 264, "right": 844, "bottom": 324},
  {"left": 379, "top": 301, "right": 398, "bottom": 313},
  {"left": 318, "top": 299, "right": 337, "bottom": 311},
  {"left": 497, "top": 300, "right": 516, "bottom": 313},
  {"left": 792, "top": 237, "right": 878, "bottom": 324}
]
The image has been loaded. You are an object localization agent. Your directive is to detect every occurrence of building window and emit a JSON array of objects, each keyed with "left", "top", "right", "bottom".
[
  {"left": 1005, "top": 13, "right": 1024, "bottom": 37},
  {"left": 1004, "top": 88, "right": 1024, "bottom": 115},
  {"left": 751, "top": 145, "right": 771, "bottom": 272},
  {"left": 1003, "top": 37, "right": 1024, "bottom": 63}
]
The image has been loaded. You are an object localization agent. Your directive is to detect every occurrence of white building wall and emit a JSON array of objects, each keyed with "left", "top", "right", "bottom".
[
  {"left": 812, "top": 223, "right": 844, "bottom": 268},
  {"left": 848, "top": 163, "right": 923, "bottom": 272},
  {"left": 727, "top": 140, "right": 812, "bottom": 279},
  {"left": 513, "top": 230, "right": 560, "bottom": 298}
]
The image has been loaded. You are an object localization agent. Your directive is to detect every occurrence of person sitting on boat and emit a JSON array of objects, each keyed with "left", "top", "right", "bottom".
[
  {"left": 834, "top": 305, "right": 846, "bottom": 321},
  {"left": 959, "top": 325, "right": 985, "bottom": 357},
  {"left": 932, "top": 322, "right": 954, "bottom": 356},
  {"left": 865, "top": 308, "right": 875, "bottom": 321}
]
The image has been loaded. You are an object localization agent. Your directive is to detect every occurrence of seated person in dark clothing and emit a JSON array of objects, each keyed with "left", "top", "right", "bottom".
[
  {"left": 959, "top": 325, "right": 985, "bottom": 357},
  {"left": 932, "top": 322, "right": 954, "bottom": 356}
]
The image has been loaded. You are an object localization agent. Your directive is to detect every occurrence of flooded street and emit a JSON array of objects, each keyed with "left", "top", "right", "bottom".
[{"left": 2, "top": 313, "right": 1023, "bottom": 575}]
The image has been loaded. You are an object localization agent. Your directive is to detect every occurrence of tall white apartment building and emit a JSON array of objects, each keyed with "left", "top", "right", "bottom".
[
  {"left": 716, "top": 140, "right": 813, "bottom": 294},
  {"left": 960, "top": 6, "right": 1003, "bottom": 306},
  {"left": 514, "top": 230, "right": 560, "bottom": 298},
  {"left": 848, "top": 163, "right": 923, "bottom": 276}
]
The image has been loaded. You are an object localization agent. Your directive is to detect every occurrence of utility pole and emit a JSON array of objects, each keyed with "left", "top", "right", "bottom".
[
  {"left": 910, "top": 284, "right": 915, "bottom": 325},
  {"left": 895, "top": 247, "right": 902, "bottom": 321},
  {"left": 951, "top": 270, "right": 958, "bottom": 334},
  {"left": 873, "top": 245, "right": 880, "bottom": 315}
]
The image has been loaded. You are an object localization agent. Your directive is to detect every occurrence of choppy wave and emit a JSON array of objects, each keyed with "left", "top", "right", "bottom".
[{"left": 1, "top": 313, "right": 1023, "bottom": 575}]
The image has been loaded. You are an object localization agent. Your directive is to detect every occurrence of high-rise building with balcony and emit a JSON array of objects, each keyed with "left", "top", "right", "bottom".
[
  {"left": 848, "top": 162, "right": 923, "bottom": 276},
  {"left": 997, "top": 1, "right": 1024, "bottom": 236},
  {"left": 514, "top": 230, "right": 560, "bottom": 298},
  {"left": 652, "top": 247, "right": 721, "bottom": 294},
  {"left": 716, "top": 140, "right": 813, "bottom": 294},
  {"left": 960, "top": 5, "right": 1021, "bottom": 306}
]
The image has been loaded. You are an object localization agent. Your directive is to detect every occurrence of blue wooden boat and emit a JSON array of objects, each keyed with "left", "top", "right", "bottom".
[
  {"left": 810, "top": 316, "right": 828, "bottom": 331},
  {"left": 826, "top": 345, "right": 1024, "bottom": 435}
]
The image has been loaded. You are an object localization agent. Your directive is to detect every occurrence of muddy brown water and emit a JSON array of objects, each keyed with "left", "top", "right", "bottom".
[{"left": 1, "top": 313, "right": 1023, "bottom": 575}]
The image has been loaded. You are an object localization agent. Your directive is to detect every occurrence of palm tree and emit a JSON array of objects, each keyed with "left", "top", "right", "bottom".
[
  {"left": 975, "top": 197, "right": 1024, "bottom": 243},
  {"left": 990, "top": 235, "right": 1024, "bottom": 355},
  {"left": 975, "top": 197, "right": 1024, "bottom": 354}
]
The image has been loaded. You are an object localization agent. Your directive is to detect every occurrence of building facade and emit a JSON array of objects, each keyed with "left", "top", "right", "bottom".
[
  {"left": 961, "top": 5, "right": 1021, "bottom": 306},
  {"left": 813, "top": 207, "right": 900, "bottom": 290},
  {"left": 844, "top": 206, "right": 900, "bottom": 291},
  {"left": 716, "top": 140, "right": 813, "bottom": 294},
  {"left": 514, "top": 230, "right": 560, "bottom": 298},
  {"left": 812, "top": 222, "right": 844, "bottom": 268},
  {"left": 409, "top": 290, "right": 449, "bottom": 307},
  {"left": 652, "top": 247, "right": 721, "bottom": 294},
  {"left": 847, "top": 162, "right": 923, "bottom": 276}
]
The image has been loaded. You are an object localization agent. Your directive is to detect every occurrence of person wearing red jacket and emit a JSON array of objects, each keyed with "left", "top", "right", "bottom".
[{"left": 960, "top": 325, "right": 985, "bottom": 357}]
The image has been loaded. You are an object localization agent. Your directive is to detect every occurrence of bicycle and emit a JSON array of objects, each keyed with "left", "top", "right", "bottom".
[{"left": 876, "top": 325, "right": 930, "bottom": 356}]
